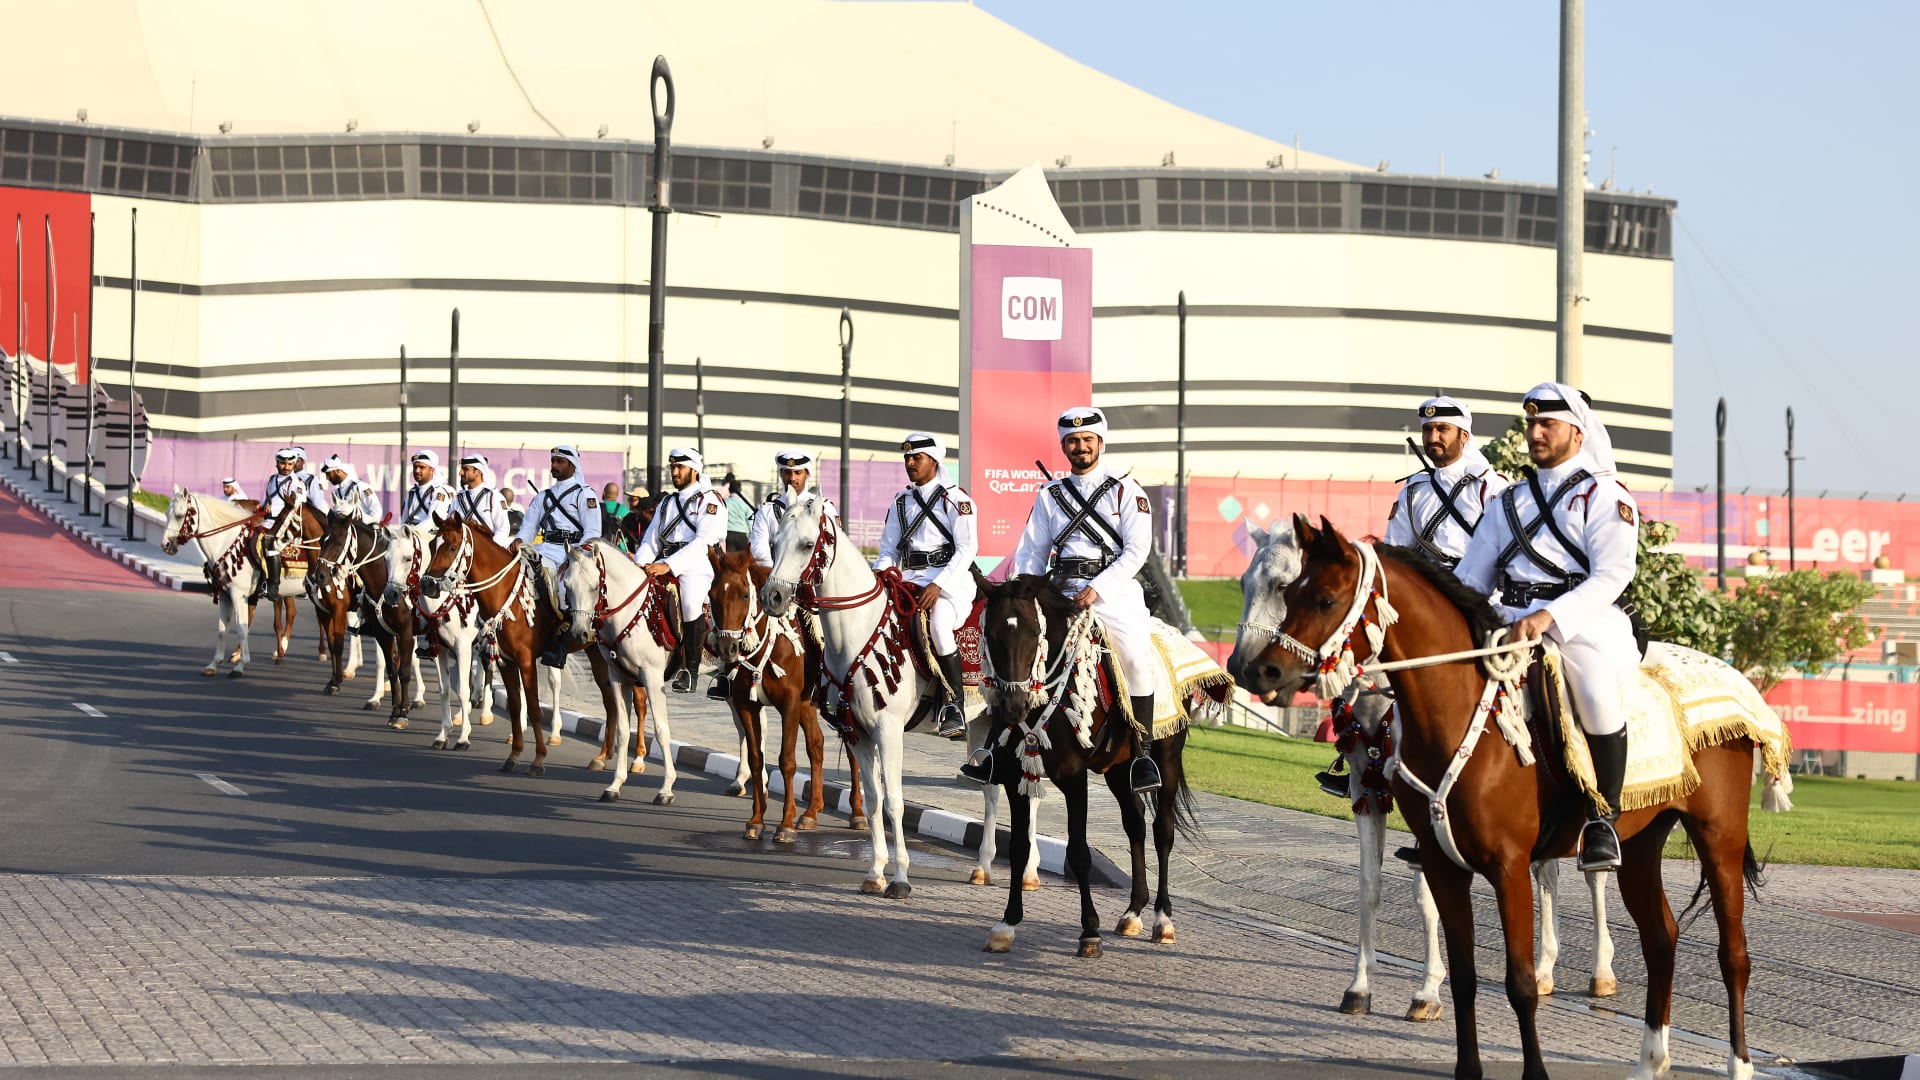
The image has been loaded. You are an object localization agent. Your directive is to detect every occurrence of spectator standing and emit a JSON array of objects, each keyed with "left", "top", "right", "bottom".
[
  {"left": 501, "top": 486, "right": 525, "bottom": 535},
  {"left": 722, "top": 472, "right": 753, "bottom": 553},
  {"left": 600, "top": 481, "right": 631, "bottom": 551}
]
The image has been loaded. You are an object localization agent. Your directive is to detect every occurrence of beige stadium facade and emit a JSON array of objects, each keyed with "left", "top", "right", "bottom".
[{"left": 0, "top": 0, "right": 1676, "bottom": 495}]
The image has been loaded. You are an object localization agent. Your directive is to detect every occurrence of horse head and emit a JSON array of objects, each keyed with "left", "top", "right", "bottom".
[
  {"left": 419, "top": 514, "right": 469, "bottom": 600},
  {"left": 1235, "top": 514, "right": 1364, "bottom": 704},
  {"left": 561, "top": 542, "right": 613, "bottom": 645},
  {"left": 315, "top": 509, "right": 357, "bottom": 579},
  {"left": 161, "top": 485, "right": 193, "bottom": 555},
  {"left": 381, "top": 525, "right": 418, "bottom": 606},
  {"left": 709, "top": 546, "right": 762, "bottom": 667},
  {"left": 762, "top": 491, "right": 826, "bottom": 617},
  {"left": 980, "top": 573, "right": 1076, "bottom": 725}
]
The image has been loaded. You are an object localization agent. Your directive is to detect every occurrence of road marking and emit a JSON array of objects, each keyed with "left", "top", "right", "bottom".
[
  {"left": 73, "top": 702, "right": 106, "bottom": 717},
  {"left": 195, "top": 774, "right": 248, "bottom": 797},
  {"left": 0, "top": 651, "right": 17, "bottom": 663}
]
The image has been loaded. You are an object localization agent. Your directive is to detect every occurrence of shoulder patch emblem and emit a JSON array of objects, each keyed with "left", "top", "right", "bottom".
[
  {"left": 1617, "top": 502, "right": 1636, "bottom": 526},
  {"left": 705, "top": 502, "right": 719, "bottom": 515},
  {"left": 957, "top": 502, "right": 973, "bottom": 515},
  {"left": 1136, "top": 496, "right": 1150, "bottom": 513}
]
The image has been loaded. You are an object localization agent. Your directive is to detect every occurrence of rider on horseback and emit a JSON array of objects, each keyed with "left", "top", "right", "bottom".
[
  {"left": 873, "top": 432, "right": 976, "bottom": 739},
  {"left": 1320, "top": 396, "right": 1509, "bottom": 798},
  {"left": 401, "top": 450, "right": 458, "bottom": 658},
  {"left": 313, "top": 454, "right": 382, "bottom": 524},
  {"left": 248, "top": 447, "right": 308, "bottom": 604},
  {"left": 978, "top": 407, "right": 1161, "bottom": 794},
  {"left": 1455, "top": 383, "right": 1639, "bottom": 873},
  {"left": 511, "top": 445, "right": 600, "bottom": 669},
  {"left": 454, "top": 454, "right": 511, "bottom": 539},
  {"left": 749, "top": 449, "right": 837, "bottom": 570},
  {"left": 633, "top": 447, "right": 728, "bottom": 693}
]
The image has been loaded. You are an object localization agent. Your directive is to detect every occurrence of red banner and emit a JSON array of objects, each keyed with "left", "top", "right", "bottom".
[
  {"left": 1764, "top": 679, "right": 1920, "bottom": 754},
  {"left": 0, "top": 187, "right": 94, "bottom": 381}
]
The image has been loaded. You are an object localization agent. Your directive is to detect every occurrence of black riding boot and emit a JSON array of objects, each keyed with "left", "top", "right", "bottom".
[
  {"left": 1316, "top": 753, "right": 1351, "bottom": 799},
  {"left": 538, "top": 628, "right": 571, "bottom": 668},
  {"left": 1129, "top": 694, "right": 1162, "bottom": 795},
  {"left": 253, "top": 553, "right": 280, "bottom": 605},
  {"left": 934, "top": 651, "right": 967, "bottom": 738},
  {"left": 1578, "top": 729, "right": 1628, "bottom": 872},
  {"left": 670, "top": 615, "right": 708, "bottom": 693},
  {"left": 959, "top": 723, "right": 1004, "bottom": 786}
]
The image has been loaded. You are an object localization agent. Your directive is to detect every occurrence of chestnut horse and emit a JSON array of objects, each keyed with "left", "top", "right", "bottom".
[
  {"left": 1235, "top": 518, "right": 1775, "bottom": 1080},
  {"left": 261, "top": 498, "right": 338, "bottom": 666},
  {"left": 312, "top": 514, "right": 421, "bottom": 724},
  {"left": 976, "top": 574, "right": 1197, "bottom": 958}
]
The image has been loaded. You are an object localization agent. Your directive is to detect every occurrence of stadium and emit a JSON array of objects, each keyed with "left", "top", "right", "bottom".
[{"left": 0, "top": 0, "right": 1676, "bottom": 532}]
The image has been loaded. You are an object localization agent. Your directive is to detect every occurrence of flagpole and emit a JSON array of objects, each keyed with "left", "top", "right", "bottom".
[{"left": 44, "top": 214, "right": 55, "bottom": 493}]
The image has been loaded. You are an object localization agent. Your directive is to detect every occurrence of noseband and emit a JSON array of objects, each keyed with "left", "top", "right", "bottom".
[{"left": 1272, "top": 541, "right": 1401, "bottom": 701}]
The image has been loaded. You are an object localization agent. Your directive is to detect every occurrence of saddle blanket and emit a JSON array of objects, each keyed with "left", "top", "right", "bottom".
[
  {"left": 1542, "top": 641, "right": 1793, "bottom": 814},
  {"left": 1135, "top": 619, "right": 1234, "bottom": 739}
]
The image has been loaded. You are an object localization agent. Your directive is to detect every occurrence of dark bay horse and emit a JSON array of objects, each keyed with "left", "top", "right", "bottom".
[
  {"left": 976, "top": 574, "right": 1197, "bottom": 958},
  {"left": 1234, "top": 518, "right": 1776, "bottom": 1080},
  {"left": 313, "top": 514, "right": 418, "bottom": 724},
  {"left": 708, "top": 547, "right": 867, "bottom": 841}
]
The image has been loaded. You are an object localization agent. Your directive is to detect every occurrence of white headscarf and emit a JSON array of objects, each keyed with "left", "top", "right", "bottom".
[
  {"left": 668, "top": 446, "right": 704, "bottom": 477},
  {"left": 1522, "top": 381, "right": 1616, "bottom": 475},
  {"left": 900, "top": 432, "right": 950, "bottom": 485}
]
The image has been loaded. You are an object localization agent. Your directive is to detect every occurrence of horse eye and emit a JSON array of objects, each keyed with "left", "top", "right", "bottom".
[{"left": 1317, "top": 595, "right": 1336, "bottom": 612}]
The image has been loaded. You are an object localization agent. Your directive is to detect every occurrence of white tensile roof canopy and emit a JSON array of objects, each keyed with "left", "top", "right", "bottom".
[{"left": 5, "top": 0, "right": 1357, "bottom": 171}]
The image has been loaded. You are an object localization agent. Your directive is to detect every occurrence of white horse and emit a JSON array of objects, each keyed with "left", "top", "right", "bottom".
[
  {"left": 161, "top": 488, "right": 298, "bottom": 678},
  {"left": 1232, "top": 523, "right": 1614, "bottom": 1021},
  {"left": 383, "top": 523, "right": 495, "bottom": 750},
  {"left": 563, "top": 539, "right": 678, "bottom": 804}
]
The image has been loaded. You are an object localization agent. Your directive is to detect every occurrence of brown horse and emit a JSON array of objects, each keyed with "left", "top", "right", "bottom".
[
  {"left": 257, "top": 499, "right": 327, "bottom": 664},
  {"left": 976, "top": 574, "right": 1197, "bottom": 958},
  {"left": 708, "top": 548, "right": 867, "bottom": 841},
  {"left": 312, "top": 514, "right": 420, "bottom": 723},
  {"left": 1234, "top": 518, "right": 1774, "bottom": 1080},
  {"left": 420, "top": 517, "right": 628, "bottom": 778}
]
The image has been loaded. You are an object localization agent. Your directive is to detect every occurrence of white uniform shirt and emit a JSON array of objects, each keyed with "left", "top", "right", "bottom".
[
  {"left": 1384, "top": 454, "right": 1510, "bottom": 566},
  {"left": 514, "top": 478, "right": 601, "bottom": 565},
  {"left": 748, "top": 489, "right": 838, "bottom": 568},
  {"left": 1456, "top": 454, "right": 1640, "bottom": 659},
  {"left": 265, "top": 469, "right": 314, "bottom": 517},
  {"left": 399, "top": 479, "right": 455, "bottom": 527},
  {"left": 315, "top": 475, "right": 382, "bottom": 524},
  {"left": 454, "top": 482, "right": 512, "bottom": 539},
  {"left": 633, "top": 479, "right": 728, "bottom": 577},
  {"left": 1011, "top": 465, "right": 1152, "bottom": 602},
  {"left": 873, "top": 478, "right": 978, "bottom": 596}
]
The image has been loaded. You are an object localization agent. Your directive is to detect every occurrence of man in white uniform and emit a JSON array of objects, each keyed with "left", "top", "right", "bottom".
[
  {"left": 453, "top": 453, "right": 511, "bottom": 539},
  {"left": 399, "top": 450, "right": 455, "bottom": 528},
  {"left": 1456, "top": 383, "right": 1640, "bottom": 872},
  {"left": 989, "top": 407, "right": 1161, "bottom": 794},
  {"left": 748, "top": 449, "right": 838, "bottom": 570},
  {"left": 251, "top": 447, "right": 308, "bottom": 603},
  {"left": 634, "top": 447, "right": 729, "bottom": 692},
  {"left": 311, "top": 454, "right": 382, "bottom": 523},
  {"left": 511, "top": 445, "right": 601, "bottom": 667},
  {"left": 872, "top": 432, "right": 976, "bottom": 738}
]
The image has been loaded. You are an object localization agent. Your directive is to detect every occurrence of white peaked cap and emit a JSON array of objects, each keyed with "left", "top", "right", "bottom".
[{"left": 1057, "top": 406, "right": 1107, "bottom": 440}]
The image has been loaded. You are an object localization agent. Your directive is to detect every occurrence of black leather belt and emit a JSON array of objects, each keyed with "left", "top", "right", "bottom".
[
  {"left": 661, "top": 539, "right": 687, "bottom": 557},
  {"left": 902, "top": 546, "right": 954, "bottom": 570},
  {"left": 545, "top": 529, "right": 581, "bottom": 545},
  {"left": 1500, "top": 575, "right": 1582, "bottom": 607},
  {"left": 1050, "top": 555, "right": 1113, "bottom": 580}
]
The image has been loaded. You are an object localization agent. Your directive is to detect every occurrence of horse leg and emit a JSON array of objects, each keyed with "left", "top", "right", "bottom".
[
  {"left": 502, "top": 653, "right": 533, "bottom": 773},
  {"left": 206, "top": 593, "right": 231, "bottom": 676},
  {"left": 430, "top": 645, "right": 456, "bottom": 750},
  {"left": 1682, "top": 813, "right": 1755, "bottom": 1080},
  {"left": 324, "top": 610, "right": 347, "bottom": 695},
  {"left": 385, "top": 632, "right": 411, "bottom": 730},
  {"left": 1533, "top": 858, "right": 1560, "bottom": 997},
  {"left": 628, "top": 681, "right": 648, "bottom": 772},
  {"left": 1490, "top": 861, "right": 1547, "bottom": 1080},
  {"left": 878, "top": 725, "right": 912, "bottom": 899},
  {"left": 849, "top": 738, "right": 887, "bottom": 896},
  {"left": 1148, "top": 737, "right": 1182, "bottom": 945},
  {"left": 844, "top": 740, "right": 868, "bottom": 830},
  {"left": 795, "top": 699, "right": 825, "bottom": 832},
  {"left": 1423, "top": 857, "right": 1484, "bottom": 1080},
  {"left": 1058, "top": 768, "right": 1100, "bottom": 957},
  {"left": 1619, "top": 816, "right": 1681, "bottom": 1080},
  {"left": 586, "top": 649, "right": 619, "bottom": 751},
  {"left": 450, "top": 630, "right": 474, "bottom": 749},
  {"left": 600, "top": 665, "right": 636, "bottom": 801},
  {"left": 772, "top": 706, "right": 803, "bottom": 843},
  {"left": 407, "top": 647, "right": 426, "bottom": 711},
  {"left": 1589, "top": 867, "right": 1618, "bottom": 998},
  {"left": 643, "top": 660, "right": 677, "bottom": 803},
  {"left": 985, "top": 776, "right": 1029, "bottom": 952},
  {"left": 1409, "top": 863, "right": 1447, "bottom": 1021},
  {"left": 233, "top": 588, "right": 252, "bottom": 674},
  {"left": 1102, "top": 768, "right": 1149, "bottom": 937},
  {"left": 972, "top": 779, "right": 1001, "bottom": 888},
  {"left": 1339, "top": 802, "right": 1388, "bottom": 1015},
  {"left": 739, "top": 701, "right": 769, "bottom": 840}
]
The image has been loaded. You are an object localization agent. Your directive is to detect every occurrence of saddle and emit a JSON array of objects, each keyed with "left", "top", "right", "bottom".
[{"left": 254, "top": 531, "right": 309, "bottom": 577}]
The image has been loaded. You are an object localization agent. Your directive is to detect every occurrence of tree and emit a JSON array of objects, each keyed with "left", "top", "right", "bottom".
[
  {"left": 1723, "top": 570, "right": 1877, "bottom": 692},
  {"left": 1480, "top": 417, "right": 1530, "bottom": 477}
]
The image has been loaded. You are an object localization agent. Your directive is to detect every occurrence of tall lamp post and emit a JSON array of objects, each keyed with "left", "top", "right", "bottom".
[
  {"left": 838, "top": 309, "right": 853, "bottom": 516},
  {"left": 1785, "top": 407, "right": 1798, "bottom": 571},
  {"left": 447, "top": 309, "right": 460, "bottom": 467},
  {"left": 124, "top": 207, "right": 138, "bottom": 541},
  {"left": 1174, "top": 290, "right": 1188, "bottom": 578},
  {"left": 644, "top": 55, "right": 676, "bottom": 496},
  {"left": 1715, "top": 397, "right": 1726, "bottom": 590},
  {"left": 83, "top": 211, "right": 96, "bottom": 513}
]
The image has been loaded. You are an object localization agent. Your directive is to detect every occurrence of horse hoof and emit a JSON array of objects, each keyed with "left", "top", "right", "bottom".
[
  {"left": 1536, "top": 975, "right": 1555, "bottom": 997},
  {"left": 1116, "top": 914, "right": 1144, "bottom": 937},
  {"left": 1152, "top": 923, "right": 1176, "bottom": 945},
  {"left": 431, "top": 739, "right": 446, "bottom": 750},
  {"left": 1405, "top": 998, "right": 1444, "bottom": 1023},
  {"left": 228, "top": 669, "right": 244, "bottom": 679},
  {"left": 849, "top": 816, "right": 869, "bottom": 831},
  {"left": 1021, "top": 876, "right": 1041, "bottom": 893},
  {"left": 586, "top": 757, "right": 606, "bottom": 772},
  {"left": 1589, "top": 976, "right": 1617, "bottom": 998},
  {"left": 859, "top": 878, "right": 885, "bottom": 895},
  {"left": 324, "top": 684, "right": 341, "bottom": 696},
  {"left": 274, "top": 656, "right": 285, "bottom": 665},
  {"left": 527, "top": 764, "right": 545, "bottom": 777},
  {"left": 724, "top": 783, "right": 745, "bottom": 797},
  {"left": 775, "top": 827, "right": 797, "bottom": 844},
  {"left": 387, "top": 719, "right": 407, "bottom": 731},
  {"left": 1076, "top": 937, "right": 1102, "bottom": 959},
  {"left": 600, "top": 790, "right": 619, "bottom": 803},
  {"left": 967, "top": 867, "right": 992, "bottom": 887},
  {"left": 743, "top": 825, "right": 762, "bottom": 840},
  {"left": 652, "top": 792, "right": 674, "bottom": 805},
  {"left": 477, "top": 716, "right": 494, "bottom": 726},
  {"left": 1339, "top": 991, "right": 1372, "bottom": 1016},
  {"left": 201, "top": 667, "right": 218, "bottom": 677},
  {"left": 796, "top": 817, "right": 817, "bottom": 832},
  {"left": 499, "top": 761, "right": 516, "bottom": 773},
  {"left": 361, "top": 701, "right": 375, "bottom": 711},
  {"left": 985, "top": 924, "right": 1015, "bottom": 953},
  {"left": 342, "top": 673, "right": 356, "bottom": 682},
  {"left": 547, "top": 735, "right": 562, "bottom": 747},
  {"left": 883, "top": 881, "right": 912, "bottom": 900},
  {"left": 454, "top": 741, "right": 470, "bottom": 751}
]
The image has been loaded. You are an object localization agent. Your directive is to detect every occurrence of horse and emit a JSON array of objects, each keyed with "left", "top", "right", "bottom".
[
  {"left": 311, "top": 514, "right": 432, "bottom": 725},
  {"left": 561, "top": 538, "right": 681, "bottom": 804},
  {"left": 420, "top": 517, "right": 628, "bottom": 778},
  {"left": 260, "top": 497, "right": 336, "bottom": 665},
  {"left": 1234, "top": 522, "right": 1617, "bottom": 1023},
  {"left": 161, "top": 488, "right": 281, "bottom": 678},
  {"left": 382, "top": 521, "right": 501, "bottom": 749},
  {"left": 1234, "top": 516, "right": 1788, "bottom": 1080},
  {"left": 974, "top": 573, "right": 1197, "bottom": 957}
]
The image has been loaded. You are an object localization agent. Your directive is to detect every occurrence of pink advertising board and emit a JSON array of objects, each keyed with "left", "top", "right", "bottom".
[{"left": 962, "top": 243, "right": 1092, "bottom": 571}]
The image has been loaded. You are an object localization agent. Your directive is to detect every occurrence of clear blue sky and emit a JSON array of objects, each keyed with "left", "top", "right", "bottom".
[{"left": 978, "top": 0, "right": 1918, "bottom": 496}]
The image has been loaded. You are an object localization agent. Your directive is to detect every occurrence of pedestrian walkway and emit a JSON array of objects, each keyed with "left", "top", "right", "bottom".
[{"left": 0, "top": 452, "right": 207, "bottom": 590}]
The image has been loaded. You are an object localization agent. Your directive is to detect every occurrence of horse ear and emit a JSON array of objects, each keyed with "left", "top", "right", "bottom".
[
  {"left": 708, "top": 544, "right": 722, "bottom": 573},
  {"left": 1249, "top": 525, "right": 1269, "bottom": 549},
  {"left": 1292, "top": 513, "right": 1317, "bottom": 547},
  {"left": 174, "top": 483, "right": 187, "bottom": 496}
]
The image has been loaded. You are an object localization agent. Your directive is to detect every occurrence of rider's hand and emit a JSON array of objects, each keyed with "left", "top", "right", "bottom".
[
  {"left": 1508, "top": 609, "right": 1555, "bottom": 643},
  {"left": 644, "top": 562, "right": 670, "bottom": 577},
  {"left": 916, "top": 583, "right": 942, "bottom": 612},
  {"left": 1074, "top": 586, "right": 1100, "bottom": 610},
  {"left": 508, "top": 539, "right": 522, "bottom": 552}
]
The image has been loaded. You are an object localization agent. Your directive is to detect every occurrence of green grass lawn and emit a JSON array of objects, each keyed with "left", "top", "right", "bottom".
[
  {"left": 132, "top": 490, "right": 169, "bottom": 512},
  {"left": 1184, "top": 721, "right": 1920, "bottom": 870},
  {"left": 1178, "top": 578, "right": 1243, "bottom": 642}
]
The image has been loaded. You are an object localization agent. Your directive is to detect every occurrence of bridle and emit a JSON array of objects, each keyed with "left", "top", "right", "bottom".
[
  {"left": 981, "top": 598, "right": 1104, "bottom": 797},
  {"left": 1269, "top": 540, "right": 1401, "bottom": 702},
  {"left": 580, "top": 542, "right": 659, "bottom": 648},
  {"left": 169, "top": 493, "right": 266, "bottom": 595},
  {"left": 169, "top": 495, "right": 264, "bottom": 549},
  {"left": 773, "top": 510, "right": 885, "bottom": 612}
]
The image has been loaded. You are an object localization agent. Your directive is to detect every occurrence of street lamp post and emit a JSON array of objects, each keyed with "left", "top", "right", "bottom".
[
  {"left": 645, "top": 55, "right": 676, "bottom": 496},
  {"left": 1174, "top": 290, "right": 1188, "bottom": 578},
  {"left": 1715, "top": 397, "right": 1726, "bottom": 590},
  {"left": 839, "top": 309, "right": 853, "bottom": 516}
]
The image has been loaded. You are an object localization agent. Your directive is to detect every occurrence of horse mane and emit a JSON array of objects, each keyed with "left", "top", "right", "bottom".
[
  {"left": 189, "top": 492, "right": 260, "bottom": 525},
  {"left": 997, "top": 572, "right": 1078, "bottom": 620},
  {"left": 716, "top": 546, "right": 756, "bottom": 577},
  {"left": 1374, "top": 543, "right": 1504, "bottom": 641}
]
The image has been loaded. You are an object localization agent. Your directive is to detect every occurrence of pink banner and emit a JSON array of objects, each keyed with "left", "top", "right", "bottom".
[
  {"left": 1765, "top": 678, "right": 1920, "bottom": 754},
  {"left": 965, "top": 244, "right": 1092, "bottom": 569}
]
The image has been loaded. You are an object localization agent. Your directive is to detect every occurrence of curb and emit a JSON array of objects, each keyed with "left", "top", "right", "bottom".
[
  {"left": 1799, "top": 1055, "right": 1920, "bottom": 1080},
  {"left": 488, "top": 683, "right": 1126, "bottom": 887},
  {"left": 0, "top": 461, "right": 208, "bottom": 592}
]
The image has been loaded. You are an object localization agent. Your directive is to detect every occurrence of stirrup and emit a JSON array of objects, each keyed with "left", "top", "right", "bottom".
[
  {"left": 705, "top": 677, "right": 730, "bottom": 702},
  {"left": 1577, "top": 818, "right": 1622, "bottom": 873},
  {"left": 1316, "top": 769, "right": 1349, "bottom": 799},
  {"left": 1129, "top": 754, "right": 1163, "bottom": 796},
  {"left": 959, "top": 747, "right": 995, "bottom": 786},
  {"left": 538, "top": 639, "right": 569, "bottom": 669},
  {"left": 668, "top": 669, "right": 696, "bottom": 693},
  {"left": 934, "top": 701, "right": 966, "bottom": 739}
]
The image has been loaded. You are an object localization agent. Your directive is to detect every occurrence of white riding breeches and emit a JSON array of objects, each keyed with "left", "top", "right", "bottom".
[
  {"left": 927, "top": 593, "right": 965, "bottom": 654},
  {"left": 675, "top": 568, "right": 712, "bottom": 622},
  {"left": 536, "top": 550, "right": 570, "bottom": 609},
  {"left": 1556, "top": 635, "right": 1628, "bottom": 737},
  {"left": 1086, "top": 579, "right": 1156, "bottom": 694}
]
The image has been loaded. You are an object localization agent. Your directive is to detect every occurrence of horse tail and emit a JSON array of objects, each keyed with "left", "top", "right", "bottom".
[
  {"left": 1679, "top": 836, "right": 1766, "bottom": 929},
  {"left": 1161, "top": 754, "right": 1203, "bottom": 844}
]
